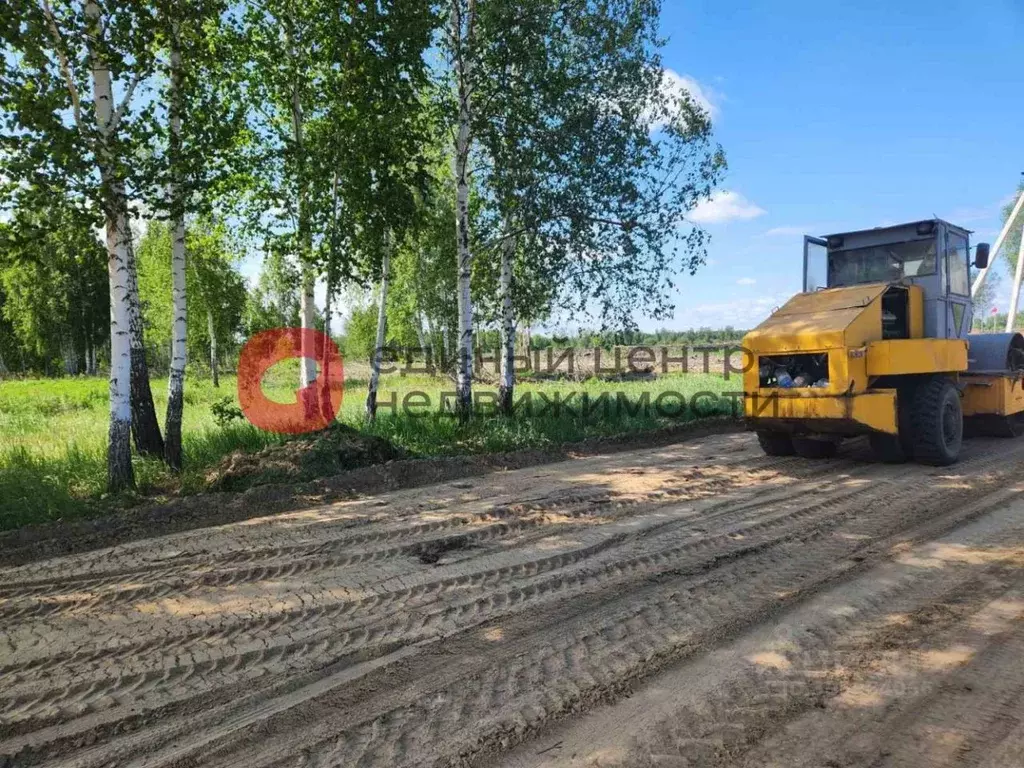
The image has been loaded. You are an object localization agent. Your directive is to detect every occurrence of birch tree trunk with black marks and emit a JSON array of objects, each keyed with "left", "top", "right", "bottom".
[
  {"left": 366, "top": 246, "right": 391, "bottom": 422},
  {"left": 85, "top": 0, "right": 133, "bottom": 490},
  {"left": 164, "top": 19, "right": 187, "bottom": 471},
  {"left": 105, "top": 213, "right": 135, "bottom": 491},
  {"left": 451, "top": 0, "right": 476, "bottom": 422},
  {"left": 498, "top": 232, "right": 516, "bottom": 415},
  {"left": 124, "top": 227, "right": 164, "bottom": 456}
]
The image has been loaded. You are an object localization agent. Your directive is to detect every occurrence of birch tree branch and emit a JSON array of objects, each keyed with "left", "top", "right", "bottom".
[
  {"left": 109, "top": 70, "right": 142, "bottom": 133},
  {"left": 40, "top": 0, "right": 83, "bottom": 130}
]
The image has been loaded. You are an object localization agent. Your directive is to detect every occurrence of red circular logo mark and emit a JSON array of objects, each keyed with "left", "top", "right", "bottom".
[{"left": 238, "top": 328, "right": 344, "bottom": 434}]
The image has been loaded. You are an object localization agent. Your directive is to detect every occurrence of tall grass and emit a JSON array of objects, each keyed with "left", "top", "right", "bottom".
[{"left": 0, "top": 368, "right": 738, "bottom": 530}]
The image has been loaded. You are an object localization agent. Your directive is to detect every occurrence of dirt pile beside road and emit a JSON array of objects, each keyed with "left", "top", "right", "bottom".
[{"left": 205, "top": 423, "right": 405, "bottom": 491}]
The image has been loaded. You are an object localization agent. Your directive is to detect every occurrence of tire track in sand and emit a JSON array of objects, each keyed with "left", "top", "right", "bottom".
[{"left": 2, "top": 433, "right": 1024, "bottom": 768}]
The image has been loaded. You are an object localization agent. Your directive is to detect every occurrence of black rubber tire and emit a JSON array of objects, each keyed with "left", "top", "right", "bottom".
[
  {"left": 910, "top": 377, "right": 963, "bottom": 466},
  {"left": 757, "top": 430, "right": 794, "bottom": 456},
  {"left": 792, "top": 436, "right": 839, "bottom": 459}
]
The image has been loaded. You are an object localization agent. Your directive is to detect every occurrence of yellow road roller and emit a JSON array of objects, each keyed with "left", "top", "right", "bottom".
[{"left": 743, "top": 219, "right": 1024, "bottom": 465}]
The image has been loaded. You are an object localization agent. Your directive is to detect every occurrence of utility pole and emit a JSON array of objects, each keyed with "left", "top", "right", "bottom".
[
  {"left": 973, "top": 176, "right": 1024, "bottom": 297},
  {"left": 1007, "top": 225, "right": 1024, "bottom": 332}
]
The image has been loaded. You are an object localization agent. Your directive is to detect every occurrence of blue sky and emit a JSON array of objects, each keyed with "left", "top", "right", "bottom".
[{"left": 643, "top": 0, "right": 1024, "bottom": 331}]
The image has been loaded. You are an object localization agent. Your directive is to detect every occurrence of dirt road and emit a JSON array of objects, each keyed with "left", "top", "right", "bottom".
[{"left": 3, "top": 432, "right": 1024, "bottom": 768}]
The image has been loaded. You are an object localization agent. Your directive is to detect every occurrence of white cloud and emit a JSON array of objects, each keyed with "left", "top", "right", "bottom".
[
  {"left": 661, "top": 69, "right": 720, "bottom": 121},
  {"left": 737, "top": 277, "right": 756, "bottom": 286},
  {"left": 690, "top": 191, "right": 766, "bottom": 225},
  {"left": 764, "top": 226, "right": 812, "bottom": 237}
]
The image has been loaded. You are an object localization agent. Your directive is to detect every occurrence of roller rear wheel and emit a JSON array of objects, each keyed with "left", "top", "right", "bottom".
[{"left": 910, "top": 377, "right": 962, "bottom": 466}]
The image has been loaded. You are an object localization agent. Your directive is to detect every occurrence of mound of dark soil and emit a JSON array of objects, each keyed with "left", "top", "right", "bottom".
[{"left": 207, "top": 424, "right": 405, "bottom": 492}]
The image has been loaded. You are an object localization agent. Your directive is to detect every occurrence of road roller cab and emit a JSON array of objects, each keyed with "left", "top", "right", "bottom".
[{"left": 743, "top": 219, "right": 1024, "bottom": 465}]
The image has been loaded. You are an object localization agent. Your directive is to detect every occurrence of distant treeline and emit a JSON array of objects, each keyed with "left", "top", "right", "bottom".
[{"left": 504, "top": 327, "right": 748, "bottom": 351}]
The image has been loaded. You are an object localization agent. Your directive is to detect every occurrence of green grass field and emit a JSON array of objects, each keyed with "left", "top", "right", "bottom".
[{"left": 0, "top": 366, "right": 739, "bottom": 530}]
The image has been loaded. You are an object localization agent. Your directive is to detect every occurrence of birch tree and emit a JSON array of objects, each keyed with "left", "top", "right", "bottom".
[
  {"left": 1, "top": 0, "right": 167, "bottom": 488},
  {"left": 152, "top": 0, "right": 242, "bottom": 470},
  {"left": 446, "top": 0, "right": 477, "bottom": 421},
  {"left": 460, "top": 0, "right": 726, "bottom": 413},
  {"left": 242, "top": 0, "right": 432, "bottom": 421},
  {"left": 136, "top": 218, "right": 246, "bottom": 379},
  {"left": 365, "top": 246, "right": 391, "bottom": 420},
  {"left": 237, "top": 0, "right": 318, "bottom": 399},
  {"left": 164, "top": 14, "right": 188, "bottom": 469}
]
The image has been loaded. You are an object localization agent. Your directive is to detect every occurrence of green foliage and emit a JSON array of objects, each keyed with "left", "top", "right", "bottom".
[
  {"left": 0, "top": 200, "right": 107, "bottom": 374},
  {"left": 342, "top": 302, "right": 381, "bottom": 361},
  {"left": 151, "top": 0, "right": 251, "bottom": 224},
  {"left": 532, "top": 326, "right": 746, "bottom": 350},
  {"left": 210, "top": 396, "right": 244, "bottom": 426},
  {"left": 972, "top": 268, "right": 1000, "bottom": 322},
  {"left": 1001, "top": 181, "right": 1024, "bottom": 275},
  {"left": 457, "top": 0, "right": 726, "bottom": 330},
  {"left": 236, "top": 0, "right": 435, "bottom": 300},
  {"left": 0, "top": 0, "right": 162, "bottom": 221},
  {"left": 0, "top": 0, "right": 735, "bottom": 518},
  {"left": 137, "top": 218, "right": 247, "bottom": 372},
  {"left": 242, "top": 248, "right": 301, "bottom": 335}
]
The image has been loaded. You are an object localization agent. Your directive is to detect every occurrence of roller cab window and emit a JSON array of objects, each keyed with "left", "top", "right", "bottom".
[{"left": 827, "top": 239, "right": 937, "bottom": 288}]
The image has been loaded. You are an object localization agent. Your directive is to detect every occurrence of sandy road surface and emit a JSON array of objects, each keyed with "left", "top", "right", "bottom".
[{"left": 3, "top": 432, "right": 1024, "bottom": 768}]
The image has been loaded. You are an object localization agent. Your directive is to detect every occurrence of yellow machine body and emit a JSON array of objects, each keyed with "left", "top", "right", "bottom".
[
  {"left": 743, "top": 281, "right": 1023, "bottom": 437},
  {"left": 962, "top": 374, "right": 1024, "bottom": 418}
]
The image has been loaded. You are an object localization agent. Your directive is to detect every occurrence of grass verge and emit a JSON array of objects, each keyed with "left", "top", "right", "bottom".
[{"left": 0, "top": 369, "right": 741, "bottom": 531}]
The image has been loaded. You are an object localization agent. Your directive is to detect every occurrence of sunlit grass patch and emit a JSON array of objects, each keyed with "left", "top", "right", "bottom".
[{"left": 0, "top": 368, "right": 738, "bottom": 530}]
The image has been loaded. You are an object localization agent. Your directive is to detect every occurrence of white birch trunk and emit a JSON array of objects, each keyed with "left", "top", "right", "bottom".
[
  {"left": 498, "top": 233, "right": 516, "bottom": 414},
  {"left": 299, "top": 272, "right": 316, "bottom": 386},
  {"left": 105, "top": 210, "right": 135, "bottom": 489},
  {"left": 365, "top": 247, "right": 391, "bottom": 421},
  {"left": 415, "top": 311, "right": 428, "bottom": 361},
  {"left": 451, "top": 0, "right": 476, "bottom": 421},
  {"left": 422, "top": 311, "right": 436, "bottom": 369},
  {"left": 289, "top": 55, "right": 317, "bottom": 394},
  {"left": 207, "top": 308, "right": 219, "bottom": 388},
  {"left": 164, "top": 19, "right": 187, "bottom": 471},
  {"left": 165, "top": 212, "right": 187, "bottom": 464},
  {"left": 86, "top": 0, "right": 132, "bottom": 490}
]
